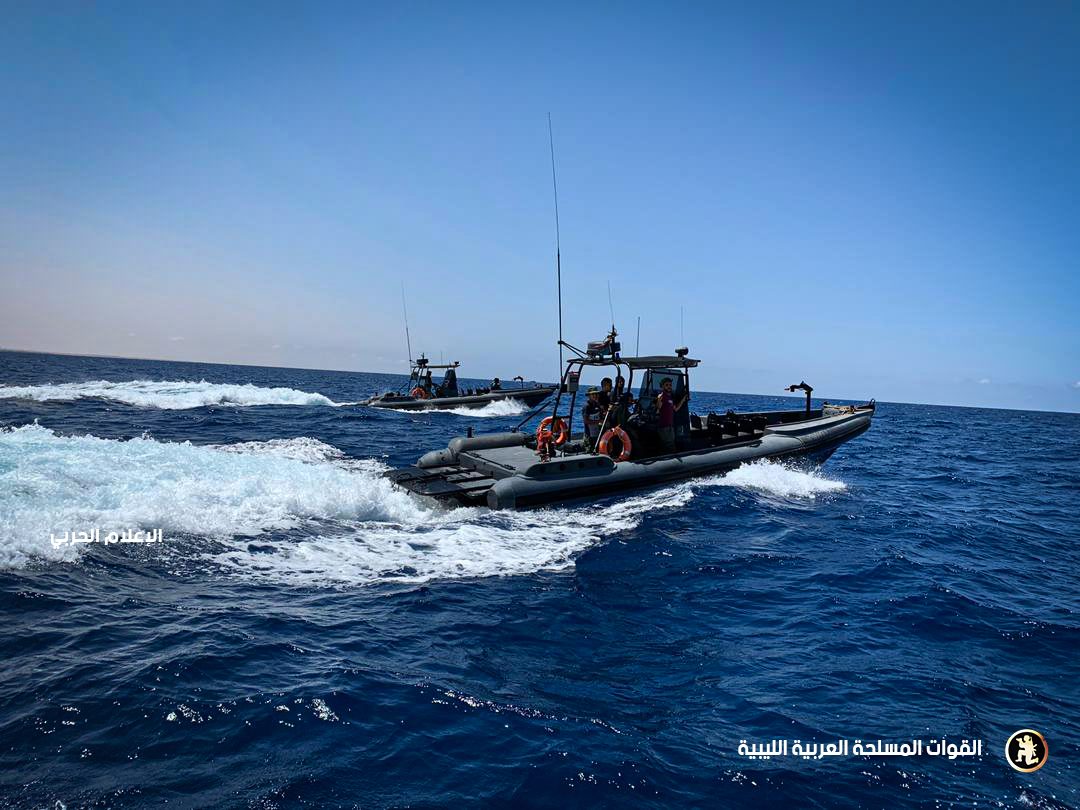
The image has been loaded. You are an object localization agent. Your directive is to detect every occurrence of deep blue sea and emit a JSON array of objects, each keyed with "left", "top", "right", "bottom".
[{"left": 0, "top": 349, "right": 1077, "bottom": 809}]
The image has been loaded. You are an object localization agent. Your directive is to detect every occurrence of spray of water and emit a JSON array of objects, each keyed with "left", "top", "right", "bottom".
[
  {"left": 0, "top": 425, "right": 845, "bottom": 584},
  {"left": 0, "top": 380, "right": 343, "bottom": 409}
]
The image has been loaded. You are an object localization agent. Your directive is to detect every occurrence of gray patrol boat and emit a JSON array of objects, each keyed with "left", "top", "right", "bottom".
[
  {"left": 386, "top": 332, "right": 874, "bottom": 508},
  {"left": 362, "top": 354, "right": 557, "bottom": 412}
]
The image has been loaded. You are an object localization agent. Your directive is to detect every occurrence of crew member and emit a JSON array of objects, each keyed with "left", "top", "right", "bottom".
[
  {"left": 656, "top": 377, "right": 687, "bottom": 453},
  {"left": 491, "top": 377, "right": 502, "bottom": 390},
  {"left": 599, "top": 377, "right": 613, "bottom": 411},
  {"left": 583, "top": 387, "right": 603, "bottom": 451},
  {"left": 610, "top": 375, "right": 631, "bottom": 427}
]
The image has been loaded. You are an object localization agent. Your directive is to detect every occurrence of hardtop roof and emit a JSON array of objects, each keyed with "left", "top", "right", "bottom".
[{"left": 569, "top": 354, "right": 700, "bottom": 370}]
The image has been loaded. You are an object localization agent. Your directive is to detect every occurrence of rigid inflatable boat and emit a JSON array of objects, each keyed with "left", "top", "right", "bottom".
[
  {"left": 386, "top": 333, "right": 874, "bottom": 508},
  {"left": 362, "top": 354, "right": 556, "bottom": 412}
]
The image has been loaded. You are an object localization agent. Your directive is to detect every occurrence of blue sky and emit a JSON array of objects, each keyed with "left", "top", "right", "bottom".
[{"left": 2, "top": 2, "right": 1078, "bottom": 411}]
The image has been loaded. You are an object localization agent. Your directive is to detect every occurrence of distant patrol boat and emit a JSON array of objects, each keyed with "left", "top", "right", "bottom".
[
  {"left": 385, "top": 331, "right": 874, "bottom": 508},
  {"left": 361, "top": 354, "right": 556, "bottom": 412}
]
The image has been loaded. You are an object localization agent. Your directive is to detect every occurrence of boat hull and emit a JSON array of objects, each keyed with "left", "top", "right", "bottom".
[
  {"left": 363, "top": 386, "right": 555, "bottom": 411},
  {"left": 387, "top": 405, "right": 874, "bottom": 509},
  {"left": 486, "top": 410, "right": 871, "bottom": 509}
]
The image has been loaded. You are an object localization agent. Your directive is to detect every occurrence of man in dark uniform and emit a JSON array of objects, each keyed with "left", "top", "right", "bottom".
[
  {"left": 583, "top": 387, "right": 603, "bottom": 451},
  {"left": 598, "top": 377, "right": 613, "bottom": 411}
]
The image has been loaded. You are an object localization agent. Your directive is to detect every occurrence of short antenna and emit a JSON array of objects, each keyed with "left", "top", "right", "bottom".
[
  {"left": 401, "top": 282, "right": 413, "bottom": 363},
  {"left": 548, "top": 113, "right": 563, "bottom": 376}
]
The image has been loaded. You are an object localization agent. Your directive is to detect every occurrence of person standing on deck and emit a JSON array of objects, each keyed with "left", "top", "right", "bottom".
[
  {"left": 583, "top": 387, "right": 603, "bottom": 451},
  {"left": 655, "top": 377, "right": 687, "bottom": 453},
  {"left": 598, "top": 377, "right": 613, "bottom": 412}
]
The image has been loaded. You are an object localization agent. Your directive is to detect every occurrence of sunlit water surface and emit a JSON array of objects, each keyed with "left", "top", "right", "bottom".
[{"left": 0, "top": 350, "right": 1077, "bottom": 808}]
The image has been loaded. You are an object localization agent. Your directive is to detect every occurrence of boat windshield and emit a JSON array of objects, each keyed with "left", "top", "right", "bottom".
[
  {"left": 637, "top": 368, "right": 688, "bottom": 415},
  {"left": 540, "top": 340, "right": 699, "bottom": 457},
  {"left": 637, "top": 367, "right": 692, "bottom": 441},
  {"left": 441, "top": 367, "right": 459, "bottom": 397}
]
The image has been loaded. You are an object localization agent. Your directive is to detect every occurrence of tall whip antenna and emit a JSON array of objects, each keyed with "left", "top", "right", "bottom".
[
  {"left": 680, "top": 306, "right": 685, "bottom": 346},
  {"left": 548, "top": 113, "right": 563, "bottom": 376},
  {"left": 401, "top": 282, "right": 413, "bottom": 363},
  {"left": 636, "top": 315, "right": 641, "bottom": 355},
  {"left": 607, "top": 280, "right": 616, "bottom": 332}
]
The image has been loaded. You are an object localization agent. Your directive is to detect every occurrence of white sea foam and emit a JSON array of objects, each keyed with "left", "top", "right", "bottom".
[
  {"left": 201, "top": 460, "right": 844, "bottom": 587},
  {"left": 432, "top": 398, "right": 530, "bottom": 417},
  {"left": 710, "top": 459, "right": 846, "bottom": 498},
  {"left": 210, "top": 481, "right": 698, "bottom": 588},
  {"left": 0, "top": 424, "right": 419, "bottom": 569},
  {"left": 0, "top": 379, "right": 342, "bottom": 409},
  {"left": 0, "top": 425, "right": 844, "bottom": 583}
]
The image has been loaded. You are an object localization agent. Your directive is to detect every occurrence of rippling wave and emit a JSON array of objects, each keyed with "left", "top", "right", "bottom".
[
  {"left": 0, "top": 424, "right": 842, "bottom": 585},
  {"left": 0, "top": 378, "right": 344, "bottom": 409},
  {"left": 1, "top": 350, "right": 1076, "bottom": 809}
]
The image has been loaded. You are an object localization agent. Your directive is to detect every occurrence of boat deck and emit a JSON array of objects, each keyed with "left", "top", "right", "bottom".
[{"left": 384, "top": 404, "right": 875, "bottom": 508}]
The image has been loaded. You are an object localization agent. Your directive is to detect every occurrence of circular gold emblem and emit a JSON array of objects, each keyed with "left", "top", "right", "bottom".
[{"left": 1005, "top": 729, "right": 1048, "bottom": 773}]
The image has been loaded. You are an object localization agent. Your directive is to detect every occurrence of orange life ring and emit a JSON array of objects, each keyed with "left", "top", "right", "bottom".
[
  {"left": 598, "top": 426, "right": 632, "bottom": 462},
  {"left": 536, "top": 415, "right": 569, "bottom": 447},
  {"left": 411, "top": 386, "right": 429, "bottom": 399}
]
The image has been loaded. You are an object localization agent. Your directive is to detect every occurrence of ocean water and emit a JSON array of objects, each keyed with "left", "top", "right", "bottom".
[{"left": 0, "top": 349, "right": 1077, "bottom": 808}]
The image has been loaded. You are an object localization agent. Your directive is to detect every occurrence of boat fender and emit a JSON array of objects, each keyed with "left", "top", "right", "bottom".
[
  {"left": 418, "top": 448, "right": 457, "bottom": 468},
  {"left": 598, "top": 426, "right": 632, "bottom": 462},
  {"left": 448, "top": 431, "right": 528, "bottom": 455},
  {"left": 411, "top": 387, "right": 429, "bottom": 399},
  {"left": 536, "top": 416, "right": 569, "bottom": 447}
]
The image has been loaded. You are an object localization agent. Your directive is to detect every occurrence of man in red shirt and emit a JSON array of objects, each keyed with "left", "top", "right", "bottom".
[{"left": 655, "top": 377, "right": 687, "bottom": 453}]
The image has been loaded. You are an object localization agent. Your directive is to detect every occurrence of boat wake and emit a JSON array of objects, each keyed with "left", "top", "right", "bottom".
[
  {"left": 0, "top": 379, "right": 345, "bottom": 409},
  {"left": 709, "top": 459, "right": 846, "bottom": 499},
  {"left": 429, "top": 398, "right": 531, "bottom": 417},
  {"left": 0, "top": 425, "right": 844, "bottom": 584},
  {"left": 0, "top": 424, "right": 411, "bottom": 569}
]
